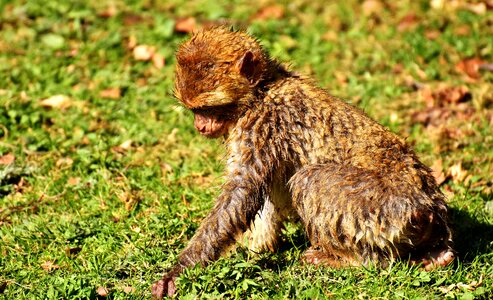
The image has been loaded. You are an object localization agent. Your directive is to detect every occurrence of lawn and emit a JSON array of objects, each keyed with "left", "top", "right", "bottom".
[{"left": 1, "top": 0, "right": 492, "bottom": 299}]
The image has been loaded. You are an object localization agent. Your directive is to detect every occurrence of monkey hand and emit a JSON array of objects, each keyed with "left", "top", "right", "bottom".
[{"left": 151, "top": 273, "right": 177, "bottom": 299}]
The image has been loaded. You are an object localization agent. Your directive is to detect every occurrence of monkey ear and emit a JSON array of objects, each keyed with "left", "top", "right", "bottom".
[{"left": 237, "top": 51, "right": 256, "bottom": 83}]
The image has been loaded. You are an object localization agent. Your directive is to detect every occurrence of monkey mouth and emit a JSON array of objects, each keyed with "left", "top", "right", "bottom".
[{"left": 197, "top": 118, "right": 231, "bottom": 138}]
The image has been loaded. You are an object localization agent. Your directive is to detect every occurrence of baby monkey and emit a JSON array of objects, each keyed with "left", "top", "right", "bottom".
[{"left": 152, "top": 27, "right": 454, "bottom": 298}]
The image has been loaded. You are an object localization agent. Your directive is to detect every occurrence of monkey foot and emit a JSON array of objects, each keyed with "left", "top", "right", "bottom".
[
  {"left": 301, "top": 247, "right": 344, "bottom": 267},
  {"left": 151, "top": 276, "right": 176, "bottom": 299},
  {"left": 412, "top": 248, "right": 455, "bottom": 271}
]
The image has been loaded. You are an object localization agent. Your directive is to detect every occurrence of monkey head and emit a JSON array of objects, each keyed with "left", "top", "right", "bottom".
[{"left": 174, "top": 27, "right": 276, "bottom": 138}]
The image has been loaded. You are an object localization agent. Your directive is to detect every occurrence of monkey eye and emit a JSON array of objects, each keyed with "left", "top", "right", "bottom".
[{"left": 191, "top": 104, "right": 238, "bottom": 119}]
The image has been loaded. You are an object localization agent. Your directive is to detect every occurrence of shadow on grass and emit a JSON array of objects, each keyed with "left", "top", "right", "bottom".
[
  {"left": 255, "top": 205, "right": 493, "bottom": 269},
  {"left": 449, "top": 206, "right": 493, "bottom": 262}
]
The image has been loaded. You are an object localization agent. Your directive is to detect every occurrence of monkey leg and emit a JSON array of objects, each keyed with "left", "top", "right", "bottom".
[
  {"left": 301, "top": 246, "right": 347, "bottom": 267},
  {"left": 289, "top": 163, "right": 454, "bottom": 268},
  {"left": 244, "top": 198, "right": 284, "bottom": 253}
]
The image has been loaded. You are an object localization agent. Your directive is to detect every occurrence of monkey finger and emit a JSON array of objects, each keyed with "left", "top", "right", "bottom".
[{"left": 151, "top": 276, "right": 176, "bottom": 299}]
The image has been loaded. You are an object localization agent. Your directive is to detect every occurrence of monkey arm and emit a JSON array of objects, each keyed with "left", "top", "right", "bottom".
[
  {"left": 151, "top": 108, "right": 279, "bottom": 298},
  {"left": 173, "top": 110, "right": 277, "bottom": 269},
  {"left": 176, "top": 179, "right": 267, "bottom": 268},
  {"left": 153, "top": 168, "right": 270, "bottom": 298}
]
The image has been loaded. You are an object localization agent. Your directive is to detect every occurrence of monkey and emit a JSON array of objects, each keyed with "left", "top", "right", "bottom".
[{"left": 151, "top": 27, "right": 454, "bottom": 298}]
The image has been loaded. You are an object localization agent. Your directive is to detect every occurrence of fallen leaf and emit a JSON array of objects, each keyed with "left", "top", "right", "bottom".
[
  {"left": 56, "top": 157, "right": 74, "bottom": 167},
  {"left": 40, "top": 95, "right": 71, "bottom": 109},
  {"left": 96, "top": 286, "right": 109, "bottom": 296},
  {"left": 425, "top": 30, "right": 441, "bottom": 40},
  {"left": 152, "top": 52, "right": 165, "bottom": 69},
  {"left": 392, "top": 63, "right": 404, "bottom": 74},
  {"left": 432, "top": 85, "right": 471, "bottom": 106},
  {"left": 98, "top": 5, "right": 117, "bottom": 18},
  {"left": 411, "top": 107, "right": 451, "bottom": 127},
  {"left": 67, "top": 177, "right": 81, "bottom": 186},
  {"left": 456, "top": 57, "right": 487, "bottom": 79},
  {"left": 438, "top": 283, "right": 456, "bottom": 294},
  {"left": 454, "top": 25, "right": 470, "bottom": 36},
  {"left": 397, "top": 13, "right": 418, "bottom": 31},
  {"left": 431, "top": 159, "right": 447, "bottom": 185},
  {"left": 130, "top": 224, "right": 141, "bottom": 233},
  {"left": 0, "top": 153, "right": 15, "bottom": 165},
  {"left": 160, "top": 162, "right": 173, "bottom": 175},
  {"left": 123, "top": 13, "right": 144, "bottom": 26},
  {"left": 127, "top": 35, "right": 137, "bottom": 50},
  {"left": 174, "top": 17, "right": 196, "bottom": 33},
  {"left": 122, "top": 286, "right": 135, "bottom": 294},
  {"left": 252, "top": 5, "right": 285, "bottom": 20},
  {"left": 41, "top": 260, "right": 61, "bottom": 271},
  {"left": 430, "top": 0, "right": 445, "bottom": 9},
  {"left": 133, "top": 45, "right": 155, "bottom": 61},
  {"left": 448, "top": 162, "right": 467, "bottom": 183},
  {"left": 112, "top": 139, "right": 133, "bottom": 154},
  {"left": 99, "top": 87, "right": 121, "bottom": 99},
  {"left": 119, "top": 139, "right": 133, "bottom": 150},
  {"left": 465, "top": 2, "right": 487, "bottom": 15},
  {"left": 362, "top": 0, "right": 383, "bottom": 16}
]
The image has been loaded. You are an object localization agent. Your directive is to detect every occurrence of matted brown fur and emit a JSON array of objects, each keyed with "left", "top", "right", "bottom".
[{"left": 152, "top": 27, "right": 454, "bottom": 298}]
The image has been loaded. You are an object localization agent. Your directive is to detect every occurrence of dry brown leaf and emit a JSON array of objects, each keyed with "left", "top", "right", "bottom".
[
  {"left": 433, "top": 86, "right": 471, "bottom": 106},
  {"left": 362, "top": 0, "right": 383, "bottom": 16},
  {"left": 67, "top": 177, "right": 81, "bottom": 186},
  {"left": 431, "top": 159, "right": 447, "bottom": 185},
  {"left": 98, "top": 5, "right": 117, "bottom": 18},
  {"left": 465, "top": 2, "right": 487, "bottom": 14},
  {"left": 392, "top": 63, "right": 404, "bottom": 74},
  {"left": 449, "top": 162, "right": 467, "bottom": 183},
  {"left": 133, "top": 45, "right": 155, "bottom": 61},
  {"left": 96, "top": 286, "right": 109, "bottom": 297},
  {"left": 99, "top": 87, "right": 121, "bottom": 99},
  {"left": 40, "top": 95, "right": 71, "bottom": 109},
  {"left": 122, "top": 286, "right": 135, "bottom": 294},
  {"left": 55, "top": 157, "right": 74, "bottom": 167},
  {"left": 430, "top": 0, "right": 446, "bottom": 9},
  {"left": 0, "top": 153, "right": 15, "bottom": 165},
  {"left": 454, "top": 25, "right": 470, "bottom": 36},
  {"left": 411, "top": 107, "right": 451, "bottom": 127},
  {"left": 397, "top": 13, "right": 418, "bottom": 32},
  {"left": 127, "top": 35, "right": 137, "bottom": 50},
  {"left": 419, "top": 87, "right": 435, "bottom": 108},
  {"left": 253, "top": 5, "right": 285, "bottom": 20},
  {"left": 130, "top": 224, "right": 141, "bottom": 233},
  {"left": 425, "top": 30, "right": 441, "bottom": 40},
  {"left": 112, "top": 140, "right": 132, "bottom": 154},
  {"left": 41, "top": 260, "right": 60, "bottom": 271},
  {"left": 160, "top": 162, "right": 173, "bottom": 175},
  {"left": 456, "top": 57, "right": 487, "bottom": 79},
  {"left": 123, "top": 13, "right": 144, "bottom": 26},
  {"left": 152, "top": 52, "right": 165, "bottom": 69},
  {"left": 120, "top": 139, "right": 133, "bottom": 150},
  {"left": 175, "top": 17, "right": 197, "bottom": 33}
]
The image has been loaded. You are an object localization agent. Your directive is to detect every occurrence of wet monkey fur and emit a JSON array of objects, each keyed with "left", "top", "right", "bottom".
[{"left": 152, "top": 27, "right": 454, "bottom": 298}]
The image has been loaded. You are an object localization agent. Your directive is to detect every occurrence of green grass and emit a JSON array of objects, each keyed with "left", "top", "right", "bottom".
[{"left": 1, "top": 0, "right": 492, "bottom": 299}]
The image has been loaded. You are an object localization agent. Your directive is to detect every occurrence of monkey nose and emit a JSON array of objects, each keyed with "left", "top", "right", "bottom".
[{"left": 198, "top": 126, "right": 206, "bottom": 133}]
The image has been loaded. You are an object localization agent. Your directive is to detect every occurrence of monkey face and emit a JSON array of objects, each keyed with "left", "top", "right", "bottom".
[
  {"left": 175, "top": 59, "right": 248, "bottom": 138},
  {"left": 174, "top": 30, "right": 263, "bottom": 138}
]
